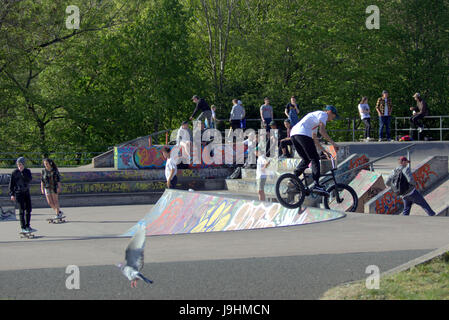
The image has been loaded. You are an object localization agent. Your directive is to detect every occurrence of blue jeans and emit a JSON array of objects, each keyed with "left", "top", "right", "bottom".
[
  {"left": 379, "top": 116, "right": 391, "bottom": 140},
  {"left": 402, "top": 189, "right": 435, "bottom": 216}
]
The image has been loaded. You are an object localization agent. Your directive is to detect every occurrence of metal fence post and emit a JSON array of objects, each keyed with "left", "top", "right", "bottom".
[
  {"left": 440, "top": 116, "right": 443, "bottom": 141},
  {"left": 352, "top": 118, "right": 355, "bottom": 142}
]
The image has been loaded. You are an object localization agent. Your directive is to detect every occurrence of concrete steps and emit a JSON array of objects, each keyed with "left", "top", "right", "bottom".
[{"left": 0, "top": 167, "right": 234, "bottom": 208}]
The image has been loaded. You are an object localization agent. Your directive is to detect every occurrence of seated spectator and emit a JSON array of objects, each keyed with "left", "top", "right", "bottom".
[
  {"left": 280, "top": 119, "right": 293, "bottom": 159},
  {"left": 410, "top": 92, "right": 429, "bottom": 135}
]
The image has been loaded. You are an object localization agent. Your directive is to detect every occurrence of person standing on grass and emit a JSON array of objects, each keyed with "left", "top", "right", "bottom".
[
  {"left": 385, "top": 156, "right": 436, "bottom": 216},
  {"left": 9, "top": 157, "right": 35, "bottom": 234},
  {"left": 358, "top": 96, "right": 371, "bottom": 141},
  {"left": 162, "top": 146, "right": 178, "bottom": 189},
  {"left": 41, "top": 158, "right": 64, "bottom": 219}
]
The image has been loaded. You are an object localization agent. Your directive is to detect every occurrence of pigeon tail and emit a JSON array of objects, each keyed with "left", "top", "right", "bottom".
[{"left": 138, "top": 273, "right": 153, "bottom": 284}]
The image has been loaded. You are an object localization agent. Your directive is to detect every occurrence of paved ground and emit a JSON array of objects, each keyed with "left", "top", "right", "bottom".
[{"left": 1, "top": 204, "right": 449, "bottom": 299}]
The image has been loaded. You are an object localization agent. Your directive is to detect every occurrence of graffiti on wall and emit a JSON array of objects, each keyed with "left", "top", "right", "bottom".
[
  {"left": 122, "top": 189, "right": 346, "bottom": 236},
  {"left": 115, "top": 144, "right": 246, "bottom": 170},
  {"left": 374, "top": 191, "right": 403, "bottom": 215},
  {"left": 413, "top": 163, "right": 437, "bottom": 191}
]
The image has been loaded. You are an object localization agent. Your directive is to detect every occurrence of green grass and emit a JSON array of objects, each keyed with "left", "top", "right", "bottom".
[{"left": 321, "top": 252, "right": 449, "bottom": 300}]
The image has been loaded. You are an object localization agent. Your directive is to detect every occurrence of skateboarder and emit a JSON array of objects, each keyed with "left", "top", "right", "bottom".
[
  {"left": 9, "top": 157, "right": 36, "bottom": 234},
  {"left": 41, "top": 158, "right": 64, "bottom": 220}
]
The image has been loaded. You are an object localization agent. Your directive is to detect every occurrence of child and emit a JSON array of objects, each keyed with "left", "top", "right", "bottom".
[
  {"left": 9, "top": 157, "right": 35, "bottom": 233},
  {"left": 256, "top": 147, "right": 271, "bottom": 201},
  {"left": 41, "top": 158, "right": 64, "bottom": 219},
  {"left": 162, "top": 146, "right": 178, "bottom": 189}
]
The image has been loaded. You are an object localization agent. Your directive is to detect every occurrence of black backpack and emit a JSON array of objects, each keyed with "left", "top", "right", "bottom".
[{"left": 391, "top": 169, "right": 411, "bottom": 195}]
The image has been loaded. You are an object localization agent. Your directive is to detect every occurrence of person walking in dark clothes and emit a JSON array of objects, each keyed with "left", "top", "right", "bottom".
[
  {"left": 9, "top": 157, "right": 35, "bottom": 233},
  {"left": 385, "top": 156, "right": 436, "bottom": 216}
]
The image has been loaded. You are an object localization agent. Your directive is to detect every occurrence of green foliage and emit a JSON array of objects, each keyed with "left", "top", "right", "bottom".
[{"left": 1, "top": 0, "right": 448, "bottom": 164}]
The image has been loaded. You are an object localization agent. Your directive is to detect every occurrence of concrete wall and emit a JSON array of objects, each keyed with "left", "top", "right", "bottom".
[
  {"left": 365, "top": 156, "right": 448, "bottom": 215},
  {"left": 92, "top": 135, "right": 151, "bottom": 168}
]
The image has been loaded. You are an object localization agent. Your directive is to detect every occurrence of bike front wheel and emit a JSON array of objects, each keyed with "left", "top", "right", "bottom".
[
  {"left": 323, "top": 183, "right": 358, "bottom": 212},
  {"left": 275, "top": 173, "right": 306, "bottom": 209}
]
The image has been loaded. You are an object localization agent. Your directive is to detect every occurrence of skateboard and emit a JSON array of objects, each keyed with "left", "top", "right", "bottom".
[
  {"left": 19, "top": 232, "right": 36, "bottom": 239},
  {"left": 46, "top": 216, "right": 66, "bottom": 224}
]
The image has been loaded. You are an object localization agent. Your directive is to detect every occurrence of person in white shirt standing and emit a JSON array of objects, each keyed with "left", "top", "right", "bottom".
[
  {"left": 162, "top": 146, "right": 178, "bottom": 189},
  {"left": 256, "top": 146, "right": 271, "bottom": 201},
  {"left": 289, "top": 106, "right": 340, "bottom": 194},
  {"left": 358, "top": 96, "right": 371, "bottom": 141}
]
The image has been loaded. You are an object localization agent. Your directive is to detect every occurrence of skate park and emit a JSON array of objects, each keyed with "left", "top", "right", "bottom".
[{"left": 1, "top": 138, "right": 449, "bottom": 300}]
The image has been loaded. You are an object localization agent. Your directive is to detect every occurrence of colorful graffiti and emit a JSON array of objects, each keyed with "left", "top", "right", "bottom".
[
  {"left": 115, "top": 144, "right": 246, "bottom": 170},
  {"left": 374, "top": 191, "right": 403, "bottom": 215},
  {"left": 349, "top": 154, "right": 369, "bottom": 170},
  {"left": 122, "top": 189, "right": 346, "bottom": 236},
  {"left": 413, "top": 163, "right": 437, "bottom": 191}
]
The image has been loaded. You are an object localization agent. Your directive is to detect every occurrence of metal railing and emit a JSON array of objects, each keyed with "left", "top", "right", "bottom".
[
  {"left": 334, "top": 143, "right": 417, "bottom": 180},
  {"left": 394, "top": 116, "right": 449, "bottom": 141},
  {"left": 216, "top": 115, "right": 449, "bottom": 141}
]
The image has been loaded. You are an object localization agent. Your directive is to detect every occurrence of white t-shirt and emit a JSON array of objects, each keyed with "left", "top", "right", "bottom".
[
  {"left": 256, "top": 155, "right": 270, "bottom": 179},
  {"left": 290, "top": 111, "right": 328, "bottom": 138},
  {"left": 358, "top": 104, "right": 370, "bottom": 119},
  {"left": 165, "top": 157, "right": 177, "bottom": 181}
]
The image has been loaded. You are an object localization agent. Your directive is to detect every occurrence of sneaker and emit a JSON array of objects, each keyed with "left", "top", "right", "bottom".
[
  {"left": 27, "top": 227, "right": 37, "bottom": 233},
  {"left": 21, "top": 228, "right": 29, "bottom": 234},
  {"left": 378, "top": 138, "right": 382, "bottom": 142}
]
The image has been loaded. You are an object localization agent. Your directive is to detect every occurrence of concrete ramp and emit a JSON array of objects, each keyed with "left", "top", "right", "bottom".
[
  {"left": 123, "top": 190, "right": 346, "bottom": 236},
  {"left": 411, "top": 178, "right": 449, "bottom": 216},
  {"left": 329, "top": 170, "right": 386, "bottom": 213}
]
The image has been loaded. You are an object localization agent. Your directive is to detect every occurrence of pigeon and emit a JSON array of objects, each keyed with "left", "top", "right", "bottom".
[{"left": 117, "top": 225, "right": 153, "bottom": 288}]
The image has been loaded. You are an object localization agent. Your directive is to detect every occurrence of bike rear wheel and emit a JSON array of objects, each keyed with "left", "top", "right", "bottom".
[
  {"left": 323, "top": 183, "right": 358, "bottom": 212},
  {"left": 275, "top": 173, "right": 306, "bottom": 209}
]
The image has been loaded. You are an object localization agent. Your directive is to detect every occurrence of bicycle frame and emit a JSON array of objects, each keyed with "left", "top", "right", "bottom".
[{"left": 296, "top": 156, "right": 343, "bottom": 202}]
